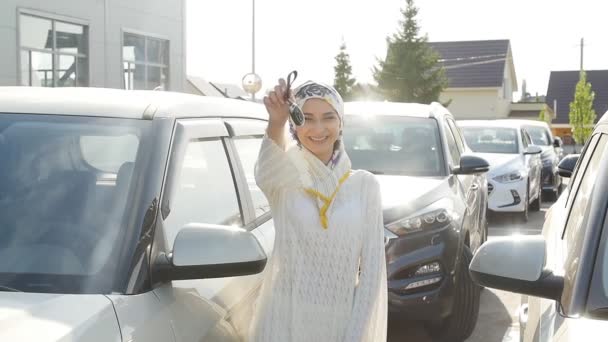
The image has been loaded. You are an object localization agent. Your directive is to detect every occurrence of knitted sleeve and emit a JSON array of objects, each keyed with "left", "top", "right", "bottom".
[
  {"left": 254, "top": 135, "right": 300, "bottom": 203},
  {"left": 343, "top": 174, "right": 388, "bottom": 342}
]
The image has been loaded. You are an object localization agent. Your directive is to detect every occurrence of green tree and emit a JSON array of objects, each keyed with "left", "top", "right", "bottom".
[
  {"left": 333, "top": 42, "right": 357, "bottom": 101},
  {"left": 373, "top": 0, "right": 447, "bottom": 103},
  {"left": 569, "top": 71, "right": 596, "bottom": 145}
]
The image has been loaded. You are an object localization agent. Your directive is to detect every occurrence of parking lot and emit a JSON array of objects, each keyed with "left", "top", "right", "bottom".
[{"left": 388, "top": 199, "right": 551, "bottom": 341}]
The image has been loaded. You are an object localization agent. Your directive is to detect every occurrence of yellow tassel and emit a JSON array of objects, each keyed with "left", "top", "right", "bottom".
[{"left": 304, "top": 171, "right": 351, "bottom": 230}]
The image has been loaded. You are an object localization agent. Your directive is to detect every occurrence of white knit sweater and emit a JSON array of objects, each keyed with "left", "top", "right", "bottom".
[{"left": 249, "top": 136, "right": 387, "bottom": 342}]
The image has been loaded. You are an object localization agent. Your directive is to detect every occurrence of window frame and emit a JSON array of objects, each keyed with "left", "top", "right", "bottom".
[
  {"left": 562, "top": 133, "right": 602, "bottom": 229},
  {"left": 223, "top": 118, "right": 270, "bottom": 228},
  {"left": 446, "top": 118, "right": 466, "bottom": 154},
  {"left": 17, "top": 8, "right": 90, "bottom": 87},
  {"left": 558, "top": 133, "right": 608, "bottom": 317},
  {"left": 443, "top": 119, "right": 462, "bottom": 168},
  {"left": 586, "top": 126, "right": 608, "bottom": 315},
  {"left": 121, "top": 29, "right": 170, "bottom": 91},
  {"left": 160, "top": 118, "right": 245, "bottom": 248}
]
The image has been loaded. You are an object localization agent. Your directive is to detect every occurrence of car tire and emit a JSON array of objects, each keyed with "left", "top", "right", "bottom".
[
  {"left": 530, "top": 184, "right": 541, "bottom": 212},
  {"left": 424, "top": 246, "right": 481, "bottom": 342}
]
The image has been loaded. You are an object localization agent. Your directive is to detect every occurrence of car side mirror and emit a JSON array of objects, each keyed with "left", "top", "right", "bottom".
[
  {"left": 452, "top": 155, "right": 489, "bottom": 175},
  {"left": 557, "top": 154, "right": 579, "bottom": 178},
  {"left": 469, "top": 235, "right": 563, "bottom": 301},
  {"left": 524, "top": 145, "right": 543, "bottom": 155},
  {"left": 154, "top": 223, "right": 267, "bottom": 281}
]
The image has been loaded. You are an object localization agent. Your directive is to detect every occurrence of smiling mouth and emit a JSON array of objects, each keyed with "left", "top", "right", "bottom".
[{"left": 309, "top": 136, "right": 328, "bottom": 142}]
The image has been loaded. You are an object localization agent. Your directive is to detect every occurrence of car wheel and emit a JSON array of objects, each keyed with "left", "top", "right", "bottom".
[
  {"left": 424, "top": 246, "right": 481, "bottom": 342},
  {"left": 530, "top": 184, "right": 541, "bottom": 212}
]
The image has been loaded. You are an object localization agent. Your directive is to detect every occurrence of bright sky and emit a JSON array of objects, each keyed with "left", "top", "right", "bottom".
[{"left": 186, "top": 0, "right": 607, "bottom": 99}]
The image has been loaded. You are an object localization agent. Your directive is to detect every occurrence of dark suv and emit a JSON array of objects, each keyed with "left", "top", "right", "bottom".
[{"left": 343, "top": 101, "right": 489, "bottom": 341}]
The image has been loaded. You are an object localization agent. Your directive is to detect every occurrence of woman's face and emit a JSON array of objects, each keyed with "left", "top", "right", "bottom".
[{"left": 295, "top": 98, "right": 341, "bottom": 163}]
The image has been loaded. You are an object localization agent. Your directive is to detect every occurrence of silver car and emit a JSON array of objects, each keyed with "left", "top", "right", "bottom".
[
  {"left": 469, "top": 111, "right": 608, "bottom": 341},
  {"left": 0, "top": 87, "right": 273, "bottom": 341}
]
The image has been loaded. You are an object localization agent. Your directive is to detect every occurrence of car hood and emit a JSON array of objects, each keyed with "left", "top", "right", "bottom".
[
  {"left": 375, "top": 175, "right": 449, "bottom": 221},
  {"left": 0, "top": 292, "right": 120, "bottom": 341},
  {"left": 474, "top": 153, "right": 523, "bottom": 176}
]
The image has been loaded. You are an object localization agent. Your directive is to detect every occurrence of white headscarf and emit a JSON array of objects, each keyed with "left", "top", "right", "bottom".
[{"left": 290, "top": 81, "right": 345, "bottom": 169}]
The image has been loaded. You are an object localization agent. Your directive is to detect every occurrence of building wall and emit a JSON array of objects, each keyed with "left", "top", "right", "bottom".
[
  {"left": 439, "top": 88, "right": 501, "bottom": 119},
  {"left": 0, "top": 0, "right": 185, "bottom": 91},
  {"left": 496, "top": 60, "right": 515, "bottom": 118}
]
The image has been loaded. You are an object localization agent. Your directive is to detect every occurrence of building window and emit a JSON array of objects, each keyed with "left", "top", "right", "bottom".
[
  {"left": 19, "top": 14, "right": 88, "bottom": 87},
  {"left": 123, "top": 33, "right": 169, "bottom": 91}
]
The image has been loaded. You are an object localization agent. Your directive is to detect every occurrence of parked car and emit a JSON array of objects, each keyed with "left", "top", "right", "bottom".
[
  {"left": 459, "top": 120, "right": 543, "bottom": 222},
  {"left": 343, "top": 101, "right": 489, "bottom": 341},
  {"left": 513, "top": 119, "right": 564, "bottom": 200},
  {"left": 469, "top": 111, "right": 608, "bottom": 342},
  {"left": 0, "top": 87, "right": 274, "bottom": 341}
]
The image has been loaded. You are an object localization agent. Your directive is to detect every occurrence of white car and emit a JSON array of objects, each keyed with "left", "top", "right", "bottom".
[
  {"left": 459, "top": 120, "right": 543, "bottom": 221},
  {"left": 469, "top": 111, "right": 608, "bottom": 341},
  {"left": 0, "top": 87, "right": 274, "bottom": 341}
]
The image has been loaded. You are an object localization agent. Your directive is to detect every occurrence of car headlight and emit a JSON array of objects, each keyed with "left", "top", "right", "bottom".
[
  {"left": 493, "top": 170, "right": 524, "bottom": 183},
  {"left": 386, "top": 198, "right": 458, "bottom": 236}
]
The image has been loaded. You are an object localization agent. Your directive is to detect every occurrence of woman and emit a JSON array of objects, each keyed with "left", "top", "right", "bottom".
[{"left": 249, "top": 78, "right": 387, "bottom": 342}]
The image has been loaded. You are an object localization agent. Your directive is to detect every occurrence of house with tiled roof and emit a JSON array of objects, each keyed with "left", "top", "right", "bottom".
[
  {"left": 429, "top": 39, "right": 518, "bottom": 119},
  {"left": 545, "top": 70, "right": 608, "bottom": 139}
]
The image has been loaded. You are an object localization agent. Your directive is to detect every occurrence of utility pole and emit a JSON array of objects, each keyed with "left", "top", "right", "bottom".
[
  {"left": 242, "top": 0, "right": 262, "bottom": 100},
  {"left": 251, "top": 0, "right": 256, "bottom": 100}
]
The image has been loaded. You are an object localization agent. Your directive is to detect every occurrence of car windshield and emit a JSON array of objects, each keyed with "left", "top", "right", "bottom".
[
  {"left": 0, "top": 113, "right": 149, "bottom": 293},
  {"left": 461, "top": 127, "right": 519, "bottom": 154},
  {"left": 343, "top": 115, "right": 445, "bottom": 176},
  {"left": 525, "top": 126, "right": 551, "bottom": 146}
]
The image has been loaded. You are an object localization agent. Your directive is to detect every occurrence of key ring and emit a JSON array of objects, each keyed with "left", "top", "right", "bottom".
[{"left": 285, "top": 71, "right": 305, "bottom": 126}]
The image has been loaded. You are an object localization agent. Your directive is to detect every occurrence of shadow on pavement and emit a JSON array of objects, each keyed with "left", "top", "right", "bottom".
[
  {"left": 387, "top": 289, "right": 516, "bottom": 342},
  {"left": 487, "top": 199, "right": 554, "bottom": 237},
  {"left": 465, "top": 289, "right": 517, "bottom": 342}
]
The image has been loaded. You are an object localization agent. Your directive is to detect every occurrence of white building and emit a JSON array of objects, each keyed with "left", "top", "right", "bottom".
[{"left": 0, "top": 0, "right": 186, "bottom": 91}]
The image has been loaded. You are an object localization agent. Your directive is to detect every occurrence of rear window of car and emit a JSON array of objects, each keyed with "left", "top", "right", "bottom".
[
  {"left": 343, "top": 115, "right": 445, "bottom": 176},
  {"left": 461, "top": 127, "right": 519, "bottom": 154}
]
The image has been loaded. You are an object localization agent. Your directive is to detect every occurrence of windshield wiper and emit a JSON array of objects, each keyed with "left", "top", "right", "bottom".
[{"left": 0, "top": 285, "right": 22, "bottom": 292}]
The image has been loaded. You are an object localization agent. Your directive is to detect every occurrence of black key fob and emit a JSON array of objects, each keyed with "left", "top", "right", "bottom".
[
  {"left": 285, "top": 71, "right": 304, "bottom": 126},
  {"left": 289, "top": 102, "right": 305, "bottom": 126}
]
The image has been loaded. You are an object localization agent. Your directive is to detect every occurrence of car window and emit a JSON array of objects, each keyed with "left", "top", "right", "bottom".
[
  {"left": 343, "top": 115, "right": 445, "bottom": 177},
  {"left": 163, "top": 138, "right": 242, "bottom": 248},
  {"left": 525, "top": 126, "right": 552, "bottom": 146},
  {"left": 446, "top": 118, "right": 465, "bottom": 153},
  {"left": 462, "top": 127, "right": 519, "bottom": 154},
  {"left": 0, "top": 113, "right": 150, "bottom": 293},
  {"left": 444, "top": 121, "right": 461, "bottom": 166},
  {"left": 80, "top": 134, "right": 139, "bottom": 173},
  {"left": 561, "top": 134, "right": 608, "bottom": 303},
  {"left": 233, "top": 137, "right": 270, "bottom": 219}
]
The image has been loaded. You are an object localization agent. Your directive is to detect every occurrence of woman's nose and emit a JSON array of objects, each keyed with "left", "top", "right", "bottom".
[{"left": 309, "top": 119, "right": 326, "bottom": 131}]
